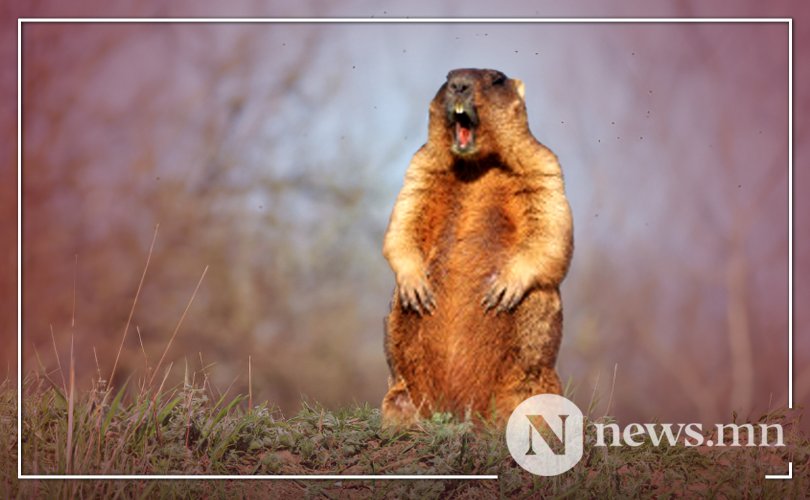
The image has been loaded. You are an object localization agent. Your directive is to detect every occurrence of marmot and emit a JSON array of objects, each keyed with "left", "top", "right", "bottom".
[{"left": 381, "top": 68, "right": 573, "bottom": 426}]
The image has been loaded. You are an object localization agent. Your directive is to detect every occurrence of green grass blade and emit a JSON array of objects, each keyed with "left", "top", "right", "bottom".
[
  {"left": 101, "top": 379, "right": 130, "bottom": 437},
  {"left": 202, "top": 394, "right": 245, "bottom": 443},
  {"left": 210, "top": 420, "right": 248, "bottom": 462},
  {"left": 157, "top": 396, "right": 184, "bottom": 425}
]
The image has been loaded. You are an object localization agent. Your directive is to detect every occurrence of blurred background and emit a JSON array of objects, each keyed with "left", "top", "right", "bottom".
[{"left": 5, "top": 1, "right": 807, "bottom": 427}]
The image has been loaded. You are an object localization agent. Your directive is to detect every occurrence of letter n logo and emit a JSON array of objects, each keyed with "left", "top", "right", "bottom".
[
  {"left": 525, "top": 414, "right": 568, "bottom": 456},
  {"left": 506, "top": 395, "right": 584, "bottom": 476}
]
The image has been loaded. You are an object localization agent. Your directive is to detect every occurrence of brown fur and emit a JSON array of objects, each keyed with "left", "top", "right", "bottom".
[{"left": 381, "top": 68, "right": 573, "bottom": 426}]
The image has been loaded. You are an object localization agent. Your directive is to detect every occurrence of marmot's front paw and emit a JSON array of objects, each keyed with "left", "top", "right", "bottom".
[
  {"left": 482, "top": 261, "right": 534, "bottom": 313},
  {"left": 397, "top": 271, "right": 436, "bottom": 315}
]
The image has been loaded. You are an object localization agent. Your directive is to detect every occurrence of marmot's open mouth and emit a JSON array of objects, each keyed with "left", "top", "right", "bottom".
[{"left": 451, "top": 103, "right": 477, "bottom": 153}]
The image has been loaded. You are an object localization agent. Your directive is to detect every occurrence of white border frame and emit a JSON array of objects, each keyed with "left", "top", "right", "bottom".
[{"left": 17, "top": 17, "right": 793, "bottom": 482}]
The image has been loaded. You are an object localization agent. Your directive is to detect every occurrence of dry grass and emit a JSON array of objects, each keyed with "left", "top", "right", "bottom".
[
  {"left": 8, "top": 234, "right": 805, "bottom": 498},
  {"left": 1, "top": 369, "right": 806, "bottom": 499}
]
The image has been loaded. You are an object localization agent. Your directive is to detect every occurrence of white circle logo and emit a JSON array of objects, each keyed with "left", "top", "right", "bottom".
[{"left": 505, "top": 394, "right": 584, "bottom": 476}]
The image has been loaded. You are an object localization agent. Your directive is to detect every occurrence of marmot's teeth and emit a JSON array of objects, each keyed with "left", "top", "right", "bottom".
[{"left": 455, "top": 103, "right": 464, "bottom": 114}]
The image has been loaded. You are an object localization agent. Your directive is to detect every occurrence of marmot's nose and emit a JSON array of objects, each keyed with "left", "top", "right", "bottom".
[{"left": 448, "top": 75, "right": 473, "bottom": 95}]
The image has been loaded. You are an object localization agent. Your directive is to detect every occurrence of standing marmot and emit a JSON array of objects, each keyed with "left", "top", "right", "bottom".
[{"left": 382, "top": 68, "right": 573, "bottom": 426}]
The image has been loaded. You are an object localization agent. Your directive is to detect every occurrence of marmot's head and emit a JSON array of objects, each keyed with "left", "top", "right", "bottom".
[{"left": 429, "top": 68, "right": 529, "bottom": 159}]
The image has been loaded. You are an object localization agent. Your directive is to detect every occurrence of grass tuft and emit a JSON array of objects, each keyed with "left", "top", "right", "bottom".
[{"left": 3, "top": 371, "right": 807, "bottom": 498}]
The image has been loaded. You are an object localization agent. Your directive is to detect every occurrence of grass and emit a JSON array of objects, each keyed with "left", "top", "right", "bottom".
[
  {"left": 2, "top": 369, "right": 807, "bottom": 499},
  {"left": 8, "top": 236, "right": 805, "bottom": 498}
]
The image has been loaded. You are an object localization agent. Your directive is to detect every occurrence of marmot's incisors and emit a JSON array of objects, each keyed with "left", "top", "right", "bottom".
[{"left": 381, "top": 68, "right": 573, "bottom": 425}]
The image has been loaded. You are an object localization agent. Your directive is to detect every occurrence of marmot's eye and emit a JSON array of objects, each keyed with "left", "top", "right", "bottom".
[{"left": 492, "top": 72, "right": 507, "bottom": 85}]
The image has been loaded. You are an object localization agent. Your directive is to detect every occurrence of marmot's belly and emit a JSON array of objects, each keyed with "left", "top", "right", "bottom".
[
  {"left": 393, "top": 176, "right": 527, "bottom": 412},
  {"left": 408, "top": 219, "right": 518, "bottom": 411}
]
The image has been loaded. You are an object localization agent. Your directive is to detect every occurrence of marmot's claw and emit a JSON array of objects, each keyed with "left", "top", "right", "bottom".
[
  {"left": 398, "top": 274, "right": 436, "bottom": 316},
  {"left": 418, "top": 285, "right": 437, "bottom": 314},
  {"left": 483, "top": 279, "right": 525, "bottom": 313},
  {"left": 401, "top": 289, "right": 420, "bottom": 315},
  {"left": 482, "top": 285, "right": 505, "bottom": 312},
  {"left": 499, "top": 289, "right": 520, "bottom": 313}
]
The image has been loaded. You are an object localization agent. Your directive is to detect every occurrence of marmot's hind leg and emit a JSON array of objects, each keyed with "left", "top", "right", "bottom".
[
  {"left": 530, "top": 367, "right": 562, "bottom": 396},
  {"left": 381, "top": 378, "right": 419, "bottom": 427},
  {"left": 493, "top": 367, "right": 562, "bottom": 425}
]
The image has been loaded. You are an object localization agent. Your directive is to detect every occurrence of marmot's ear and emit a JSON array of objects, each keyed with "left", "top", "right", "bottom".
[{"left": 514, "top": 79, "right": 525, "bottom": 100}]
